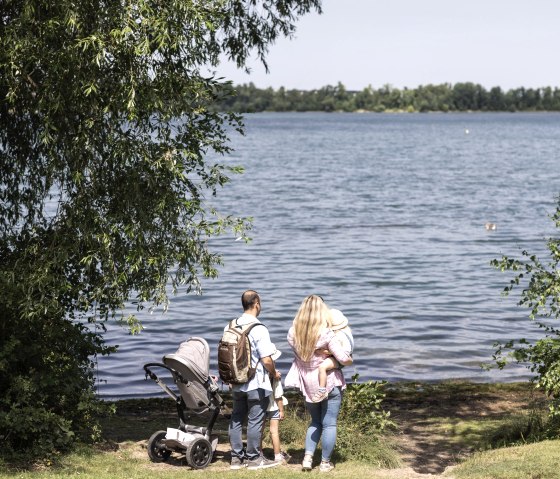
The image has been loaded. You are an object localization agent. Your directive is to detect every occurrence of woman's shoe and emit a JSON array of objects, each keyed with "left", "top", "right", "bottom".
[
  {"left": 302, "top": 454, "right": 313, "bottom": 471},
  {"left": 319, "top": 461, "right": 334, "bottom": 472}
]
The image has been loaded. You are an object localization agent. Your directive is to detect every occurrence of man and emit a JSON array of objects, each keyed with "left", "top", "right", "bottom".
[{"left": 228, "top": 290, "right": 282, "bottom": 470}]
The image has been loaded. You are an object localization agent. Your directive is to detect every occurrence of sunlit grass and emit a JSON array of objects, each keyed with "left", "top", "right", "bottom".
[
  {"left": 450, "top": 439, "right": 560, "bottom": 479},
  {"left": 0, "top": 444, "right": 401, "bottom": 479}
]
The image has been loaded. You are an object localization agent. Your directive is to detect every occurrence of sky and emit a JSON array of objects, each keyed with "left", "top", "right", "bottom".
[{"left": 215, "top": 0, "right": 560, "bottom": 91}]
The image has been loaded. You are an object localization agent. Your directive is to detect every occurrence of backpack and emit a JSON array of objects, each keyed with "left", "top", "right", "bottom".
[{"left": 217, "top": 319, "right": 264, "bottom": 384}]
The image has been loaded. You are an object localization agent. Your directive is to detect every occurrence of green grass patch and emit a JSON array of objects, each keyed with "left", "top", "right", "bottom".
[
  {"left": 450, "top": 439, "right": 560, "bottom": 479},
  {"left": 0, "top": 449, "right": 399, "bottom": 479}
]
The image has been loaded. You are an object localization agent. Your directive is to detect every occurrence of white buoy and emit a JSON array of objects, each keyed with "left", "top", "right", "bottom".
[{"left": 485, "top": 222, "right": 496, "bottom": 231}]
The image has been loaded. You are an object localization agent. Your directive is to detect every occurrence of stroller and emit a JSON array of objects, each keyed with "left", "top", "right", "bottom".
[{"left": 143, "top": 337, "right": 225, "bottom": 469}]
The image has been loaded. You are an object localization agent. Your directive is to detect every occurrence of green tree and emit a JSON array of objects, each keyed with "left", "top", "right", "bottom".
[
  {"left": 0, "top": 0, "right": 321, "bottom": 461},
  {"left": 491, "top": 198, "right": 560, "bottom": 429},
  {"left": 452, "top": 82, "right": 484, "bottom": 110},
  {"left": 488, "top": 86, "right": 506, "bottom": 111}
]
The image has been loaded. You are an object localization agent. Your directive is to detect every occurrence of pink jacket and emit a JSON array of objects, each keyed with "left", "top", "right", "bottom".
[{"left": 284, "top": 327, "right": 352, "bottom": 402}]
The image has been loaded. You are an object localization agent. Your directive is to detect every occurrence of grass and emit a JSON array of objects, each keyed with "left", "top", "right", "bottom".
[
  {"left": 450, "top": 439, "right": 560, "bottom": 479},
  {"left": 0, "top": 448, "right": 402, "bottom": 479},
  {"left": 1, "top": 382, "right": 559, "bottom": 479}
]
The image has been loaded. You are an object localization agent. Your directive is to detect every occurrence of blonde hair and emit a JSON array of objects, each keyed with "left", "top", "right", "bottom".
[{"left": 292, "top": 295, "right": 332, "bottom": 361}]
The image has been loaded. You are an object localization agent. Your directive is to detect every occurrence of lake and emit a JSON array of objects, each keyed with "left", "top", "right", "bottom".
[{"left": 97, "top": 112, "right": 560, "bottom": 398}]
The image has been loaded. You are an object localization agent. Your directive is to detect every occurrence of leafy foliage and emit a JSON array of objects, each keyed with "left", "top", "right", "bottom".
[
  {"left": 217, "top": 82, "right": 560, "bottom": 113},
  {"left": 0, "top": 304, "right": 115, "bottom": 462},
  {"left": 336, "top": 375, "right": 398, "bottom": 465},
  {"left": 490, "top": 197, "right": 560, "bottom": 430},
  {"left": 0, "top": 0, "right": 321, "bottom": 462}
]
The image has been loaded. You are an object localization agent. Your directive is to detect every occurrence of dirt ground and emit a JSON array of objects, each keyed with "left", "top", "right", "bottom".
[
  {"left": 379, "top": 382, "right": 546, "bottom": 478},
  {"left": 107, "top": 382, "right": 546, "bottom": 479}
]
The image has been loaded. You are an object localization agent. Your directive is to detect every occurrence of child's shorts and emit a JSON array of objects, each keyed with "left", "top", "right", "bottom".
[{"left": 267, "top": 409, "right": 281, "bottom": 420}]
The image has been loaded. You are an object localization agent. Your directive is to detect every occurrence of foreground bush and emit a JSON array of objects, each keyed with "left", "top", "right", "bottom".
[
  {"left": 336, "top": 377, "right": 399, "bottom": 467},
  {"left": 0, "top": 309, "right": 113, "bottom": 463}
]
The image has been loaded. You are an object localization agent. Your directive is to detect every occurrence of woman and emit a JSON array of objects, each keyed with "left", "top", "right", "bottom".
[{"left": 284, "top": 295, "right": 353, "bottom": 472}]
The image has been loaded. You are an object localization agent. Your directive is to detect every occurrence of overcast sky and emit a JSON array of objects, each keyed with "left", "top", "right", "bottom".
[{"left": 215, "top": 0, "right": 560, "bottom": 91}]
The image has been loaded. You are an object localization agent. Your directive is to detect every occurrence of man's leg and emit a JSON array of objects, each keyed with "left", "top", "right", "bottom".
[
  {"left": 229, "top": 390, "right": 248, "bottom": 460},
  {"left": 245, "top": 388, "right": 269, "bottom": 459}
]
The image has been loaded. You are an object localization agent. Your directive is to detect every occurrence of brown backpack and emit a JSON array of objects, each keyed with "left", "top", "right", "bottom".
[{"left": 217, "top": 320, "right": 264, "bottom": 384}]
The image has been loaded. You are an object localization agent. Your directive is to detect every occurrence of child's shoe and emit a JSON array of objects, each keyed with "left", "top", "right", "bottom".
[
  {"left": 310, "top": 387, "right": 328, "bottom": 403},
  {"left": 275, "top": 451, "right": 291, "bottom": 463}
]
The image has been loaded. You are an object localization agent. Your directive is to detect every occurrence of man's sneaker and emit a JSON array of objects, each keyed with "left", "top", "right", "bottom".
[
  {"left": 302, "top": 454, "right": 313, "bottom": 471},
  {"left": 230, "top": 456, "right": 246, "bottom": 470},
  {"left": 319, "top": 461, "right": 334, "bottom": 472},
  {"left": 246, "top": 456, "right": 282, "bottom": 470}
]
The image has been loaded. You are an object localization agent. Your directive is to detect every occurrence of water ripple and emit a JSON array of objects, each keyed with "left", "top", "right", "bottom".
[{"left": 96, "top": 113, "right": 560, "bottom": 398}]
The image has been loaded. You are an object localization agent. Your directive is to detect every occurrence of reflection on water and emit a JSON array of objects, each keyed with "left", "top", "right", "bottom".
[{"left": 97, "top": 112, "right": 560, "bottom": 398}]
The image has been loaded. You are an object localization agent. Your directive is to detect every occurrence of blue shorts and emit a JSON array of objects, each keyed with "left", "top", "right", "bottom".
[{"left": 267, "top": 409, "right": 280, "bottom": 420}]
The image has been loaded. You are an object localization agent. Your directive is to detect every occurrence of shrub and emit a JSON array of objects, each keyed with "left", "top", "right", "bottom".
[
  {"left": 336, "top": 376, "right": 399, "bottom": 467},
  {"left": 491, "top": 197, "right": 560, "bottom": 435},
  {"left": 0, "top": 308, "right": 114, "bottom": 464}
]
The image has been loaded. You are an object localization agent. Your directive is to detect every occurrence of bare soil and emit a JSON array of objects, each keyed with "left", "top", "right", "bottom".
[{"left": 380, "top": 381, "right": 546, "bottom": 478}]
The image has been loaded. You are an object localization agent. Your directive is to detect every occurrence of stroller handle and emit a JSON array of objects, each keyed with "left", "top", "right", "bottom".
[
  {"left": 143, "top": 362, "right": 186, "bottom": 402},
  {"left": 144, "top": 362, "right": 225, "bottom": 409}
]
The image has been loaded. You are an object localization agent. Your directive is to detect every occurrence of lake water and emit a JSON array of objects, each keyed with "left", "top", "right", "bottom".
[{"left": 97, "top": 112, "right": 560, "bottom": 398}]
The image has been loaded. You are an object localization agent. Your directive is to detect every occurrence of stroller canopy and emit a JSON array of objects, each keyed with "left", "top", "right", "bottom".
[
  {"left": 164, "top": 336, "right": 210, "bottom": 383},
  {"left": 163, "top": 337, "right": 213, "bottom": 412}
]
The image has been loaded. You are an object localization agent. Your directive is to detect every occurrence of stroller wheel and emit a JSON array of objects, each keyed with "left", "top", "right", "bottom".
[
  {"left": 186, "top": 437, "right": 213, "bottom": 469},
  {"left": 147, "top": 430, "right": 172, "bottom": 462}
]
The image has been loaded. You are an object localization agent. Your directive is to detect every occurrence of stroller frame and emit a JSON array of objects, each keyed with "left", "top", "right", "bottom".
[{"left": 143, "top": 337, "right": 225, "bottom": 469}]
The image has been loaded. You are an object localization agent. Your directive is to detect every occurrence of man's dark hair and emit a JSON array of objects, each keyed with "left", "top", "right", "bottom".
[{"left": 241, "top": 290, "right": 260, "bottom": 311}]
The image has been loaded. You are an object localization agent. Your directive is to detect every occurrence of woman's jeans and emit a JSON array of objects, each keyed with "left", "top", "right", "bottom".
[{"left": 304, "top": 386, "right": 343, "bottom": 461}]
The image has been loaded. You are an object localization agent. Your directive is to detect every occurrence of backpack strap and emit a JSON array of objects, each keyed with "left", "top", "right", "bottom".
[
  {"left": 232, "top": 318, "right": 266, "bottom": 333},
  {"left": 232, "top": 319, "right": 267, "bottom": 359}
]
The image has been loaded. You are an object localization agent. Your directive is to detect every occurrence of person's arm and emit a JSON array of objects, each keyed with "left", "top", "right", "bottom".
[
  {"left": 277, "top": 398, "right": 285, "bottom": 419},
  {"left": 327, "top": 335, "right": 353, "bottom": 366},
  {"left": 255, "top": 324, "right": 280, "bottom": 378},
  {"left": 261, "top": 355, "right": 281, "bottom": 380},
  {"left": 287, "top": 327, "right": 295, "bottom": 348},
  {"left": 314, "top": 329, "right": 336, "bottom": 357}
]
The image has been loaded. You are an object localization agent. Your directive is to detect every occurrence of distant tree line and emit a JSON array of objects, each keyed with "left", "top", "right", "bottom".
[{"left": 217, "top": 82, "right": 560, "bottom": 113}]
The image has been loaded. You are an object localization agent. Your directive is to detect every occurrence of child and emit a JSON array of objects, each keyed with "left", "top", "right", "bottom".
[
  {"left": 311, "top": 309, "right": 354, "bottom": 403},
  {"left": 263, "top": 347, "right": 290, "bottom": 463}
]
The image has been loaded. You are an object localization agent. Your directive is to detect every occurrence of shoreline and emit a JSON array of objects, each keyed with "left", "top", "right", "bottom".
[
  {"left": 230, "top": 109, "right": 560, "bottom": 114},
  {"left": 97, "top": 378, "right": 537, "bottom": 401}
]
